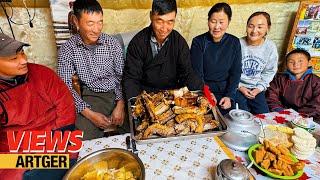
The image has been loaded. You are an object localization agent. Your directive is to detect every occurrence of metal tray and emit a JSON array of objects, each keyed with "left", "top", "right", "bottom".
[{"left": 128, "top": 96, "right": 228, "bottom": 144}]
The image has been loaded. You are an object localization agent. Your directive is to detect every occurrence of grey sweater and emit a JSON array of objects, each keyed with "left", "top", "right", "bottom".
[{"left": 239, "top": 37, "right": 278, "bottom": 91}]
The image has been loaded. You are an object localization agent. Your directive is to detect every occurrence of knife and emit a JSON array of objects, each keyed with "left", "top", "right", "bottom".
[
  {"left": 131, "top": 138, "right": 138, "bottom": 155},
  {"left": 125, "top": 136, "right": 132, "bottom": 151}
]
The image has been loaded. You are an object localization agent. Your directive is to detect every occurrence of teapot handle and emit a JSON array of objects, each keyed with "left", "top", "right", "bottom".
[{"left": 247, "top": 161, "right": 254, "bottom": 169}]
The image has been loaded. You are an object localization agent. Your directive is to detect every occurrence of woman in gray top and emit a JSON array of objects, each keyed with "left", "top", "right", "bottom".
[{"left": 236, "top": 12, "right": 278, "bottom": 114}]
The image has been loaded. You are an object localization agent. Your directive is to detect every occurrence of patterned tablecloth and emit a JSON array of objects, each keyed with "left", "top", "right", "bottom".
[
  {"left": 79, "top": 109, "right": 320, "bottom": 180},
  {"left": 234, "top": 109, "right": 320, "bottom": 180},
  {"left": 78, "top": 135, "right": 234, "bottom": 179}
]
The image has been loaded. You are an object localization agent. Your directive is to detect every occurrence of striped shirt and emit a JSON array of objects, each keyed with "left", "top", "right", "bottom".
[{"left": 57, "top": 33, "right": 124, "bottom": 113}]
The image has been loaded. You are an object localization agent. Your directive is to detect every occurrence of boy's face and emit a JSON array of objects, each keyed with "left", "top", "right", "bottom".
[
  {"left": 0, "top": 50, "right": 28, "bottom": 79},
  {"left": 286, "top": 53, "right": 310, "bottom": 78}
]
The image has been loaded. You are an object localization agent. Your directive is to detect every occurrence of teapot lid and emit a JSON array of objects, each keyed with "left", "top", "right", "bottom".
[
  {"left": 219, "top": 159, "right": 250, "bottom": 180},
  {"left": 229, "top": 109, "right": 253, "bottom": 123}
]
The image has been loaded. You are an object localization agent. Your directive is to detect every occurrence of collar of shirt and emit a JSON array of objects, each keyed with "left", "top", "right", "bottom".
[
  {"left": 284, "top": 67, "right": 313, "bottom": 80},
  {"left": 74, "top": 33, "right": 106, "bottom": 47},
  {"left": 150, "top": 31, "right": 169, "bottom": 49},
  {"left": 206, "top": 32, "right": 227, "bottom": 44},
  {"left": 0, "top": 74, "right": 27, "bottom": 91}
]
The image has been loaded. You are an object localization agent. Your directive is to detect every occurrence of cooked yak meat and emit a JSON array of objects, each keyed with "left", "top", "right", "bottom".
[{"left": 132, "top": 87, "right": 220, "bottom": 139}]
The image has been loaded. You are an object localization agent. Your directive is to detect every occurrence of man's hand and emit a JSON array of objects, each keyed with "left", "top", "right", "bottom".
[
  {"left": 111, "top": 100, "right": 125, "bottom": 125},
  {"left": 81, "top": 108, "right": 111, "bottom": 129},
  {"left": 219, "top": 97, "right": 231, "bottom": 109}
]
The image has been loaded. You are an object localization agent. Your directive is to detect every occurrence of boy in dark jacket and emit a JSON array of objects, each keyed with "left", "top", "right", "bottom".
[{"left": 266, "top": 49, "right": 320, "bottom": 123}]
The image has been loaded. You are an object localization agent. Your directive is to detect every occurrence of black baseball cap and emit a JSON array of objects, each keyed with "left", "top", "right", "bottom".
[{"left": 0, "top": 33, "right": 30, "bottom": 57}]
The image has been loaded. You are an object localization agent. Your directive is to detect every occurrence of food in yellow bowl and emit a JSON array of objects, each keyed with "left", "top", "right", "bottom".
[
  {"left": 81, "top": 161, "right": 135, "bottom": 180},
  {"left": 63, "top": 149, "right": 144, "bottom": 180}
]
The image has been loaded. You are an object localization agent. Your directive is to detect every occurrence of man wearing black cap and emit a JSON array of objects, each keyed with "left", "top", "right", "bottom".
[{"left": 0, "top": 33, "right": 76, "bottom": 179}]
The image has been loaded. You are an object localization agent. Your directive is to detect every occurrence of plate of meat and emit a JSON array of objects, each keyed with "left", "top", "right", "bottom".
[
  {"left": 248, "top": 141, "right": 304, "bottom": 179},
  {"left": 128, "top": 87, "right": 227, "bottom": 144}
]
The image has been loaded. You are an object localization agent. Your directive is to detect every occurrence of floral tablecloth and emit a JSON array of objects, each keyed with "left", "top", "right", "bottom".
[
  {"left": 78, "top": 134, "right": 234, "bottom": 179},
  {"left": 78, "top": 109, "right": 320, "bottom": 179}
]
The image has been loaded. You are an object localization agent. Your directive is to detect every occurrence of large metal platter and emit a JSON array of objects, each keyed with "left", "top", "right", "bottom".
[{"left": 128, "top": 95, "right": 228, "bottom": 144}]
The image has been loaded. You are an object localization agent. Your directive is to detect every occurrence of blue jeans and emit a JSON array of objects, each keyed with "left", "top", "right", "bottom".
[{"left": 235, "top": 90, "right": 269, "bottom": 114}]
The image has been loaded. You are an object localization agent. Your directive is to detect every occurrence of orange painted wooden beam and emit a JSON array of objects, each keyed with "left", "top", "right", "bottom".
[{"left": 5, "top": 0, "right": 299, "bottom": 9}]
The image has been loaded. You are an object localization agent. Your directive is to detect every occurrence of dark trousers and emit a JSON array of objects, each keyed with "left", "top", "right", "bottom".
[
  {"left": 23, "top": 125, "right": 77, "bottom": 180},
  {"left": 76, "top": 87, "right": 129, "bottom": 140},
  {"left": 235, "top": 90, "right": 269, "bottom": 114},
  {"left": 23, "top": 159, "right": 77, "bottom": 180}
]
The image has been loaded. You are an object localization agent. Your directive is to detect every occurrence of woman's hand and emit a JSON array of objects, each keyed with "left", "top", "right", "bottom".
[
  {"left": 239, "top": 86, "right": 257, "bottom": 99},
  {"left": 249, "top": 88, "right": 261, "bottom": 99},
  {"left": 239, "top": 86, "right": 253, "bottom": 99},
  {"left": 210, "top": 92, "right": 217, "bottom": 105},
  {"left": 219, "top": 97, "right": 231, "bottom": 109}
]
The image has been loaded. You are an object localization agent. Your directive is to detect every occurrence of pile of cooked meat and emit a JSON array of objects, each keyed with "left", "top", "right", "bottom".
[{"left": 131, "top": 87, "right": 220, "bottom": 139}]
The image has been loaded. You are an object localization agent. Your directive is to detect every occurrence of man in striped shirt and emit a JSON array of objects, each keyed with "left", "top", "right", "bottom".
[{"left": 57, "top": 0, "right": 125, "bottom": 140}]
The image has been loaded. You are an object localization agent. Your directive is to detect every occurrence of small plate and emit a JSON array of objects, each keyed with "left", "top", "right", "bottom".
[
  {"left": 258, "top": 125, "right": 293, "bottom": 148},
  {"left": 291, "top": 121, "right": 316, "bottom": 132},
  {"left": 248, "top": 144, "right": 304, "bottom": 179}
]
